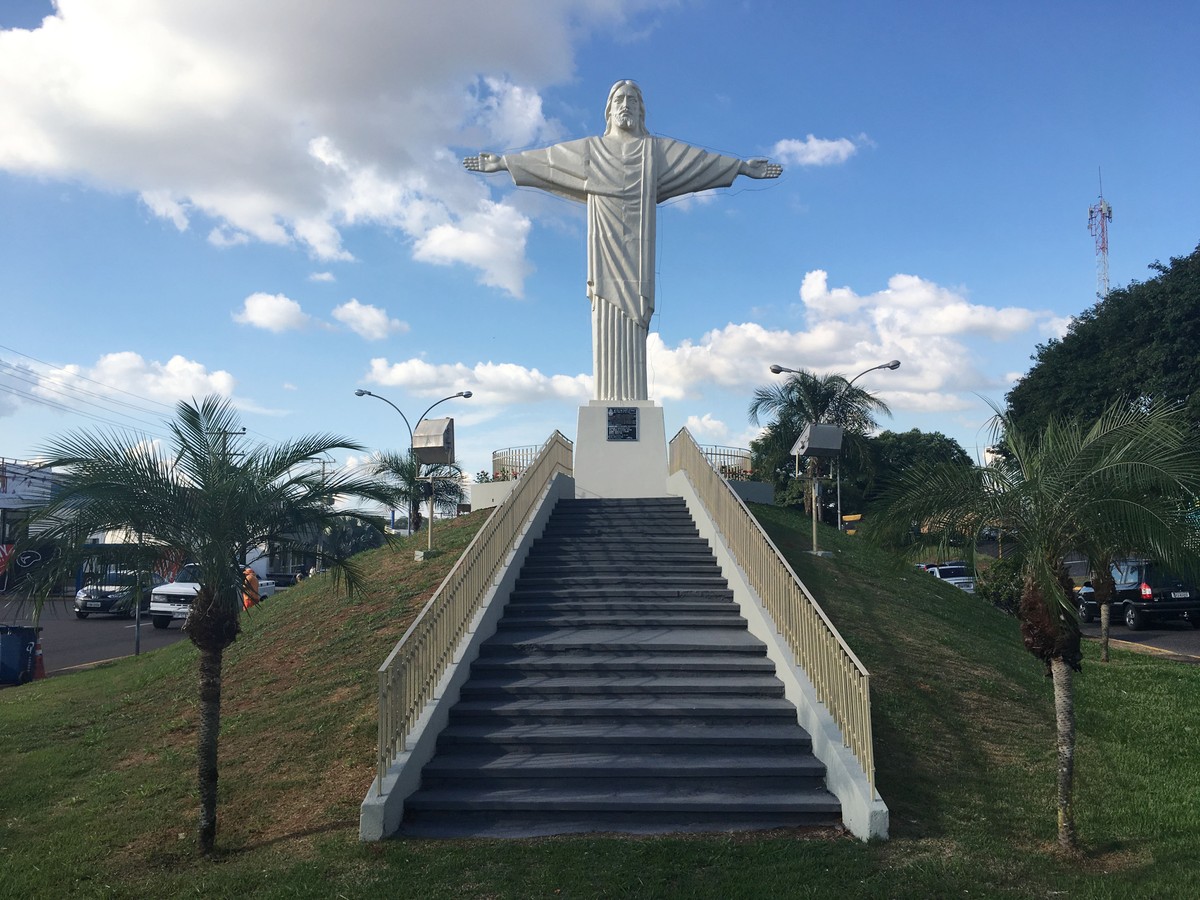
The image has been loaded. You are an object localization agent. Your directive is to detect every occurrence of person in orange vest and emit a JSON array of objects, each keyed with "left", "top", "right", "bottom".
[{"left": 242, "top": 567, "right": 261, "bottom": 611}]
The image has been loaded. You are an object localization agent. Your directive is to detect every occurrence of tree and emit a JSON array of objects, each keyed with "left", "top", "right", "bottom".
[
  {"left": 1007, "top": 243, "right": 1200, "bottom": 435},
  {"left": 749, "top": 369, "right": 891, "bottom": 520},
  {"left": 22, "top": 397, "right": 395, "bottom": 854},
  {"left": 871, "top": 401, "right": 1200, "bottom": 851},
  {"left": 367, "top": 450, "right": 465, "bottom": 533},
  {"left": 861, "top": 428, "right": 971, "bottom": 508}
]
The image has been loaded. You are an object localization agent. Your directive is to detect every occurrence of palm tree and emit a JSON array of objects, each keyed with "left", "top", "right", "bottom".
[
  {"left": 871, "top": 400, "right": 1200, "bottom": 851},
  {"left": 367, "top": 450, "right": 465, "bottom": 533},
  {"left": 23, "top": 396, "right": 395, "bottom": 854},
  {"left": 749, "top": 369, "right": 891, "bottom": 516}
]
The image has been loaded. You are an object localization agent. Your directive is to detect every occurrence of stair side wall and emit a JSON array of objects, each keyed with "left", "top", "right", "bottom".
[
  {"left": 359, "top": 472, "right": 577, "bottom": 840},
  {"left": 666, "top": 470, "right": 889, "bottom": 841}
]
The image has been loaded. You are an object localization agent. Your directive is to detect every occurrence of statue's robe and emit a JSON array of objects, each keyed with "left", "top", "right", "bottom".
[{"left": 503, "top": 136, "right": 742, "bottom": 401}]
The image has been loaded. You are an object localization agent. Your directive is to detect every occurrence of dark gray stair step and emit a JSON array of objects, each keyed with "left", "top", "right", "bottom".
[
  {"left": 529, "top": 537, "right": 711, "bottom": 548},
  {"left": 459, "top": 673, "right": 783, "bottom": 698},
  {"left": 549, "top": 507, "right": 690, "bottom": 519},
  {"left": 552, "top": 501, "right": 686, "bottom": 508},
  {"left": 521, "top": 554, "right": 720, "bottom": 567},
  {"left": 438, "top": 720, "right": 812, "bottom": 749},
  {"left": 420, "top": 751, "right": 825, "bottom": 789},
  {"left": 399, "top": 810, "right": 839, "bottom": 839},
  {"left": 404, "top": 784, "right": 840, "bottom": 815},
  {"left": 422, "top": 748, "right": 822, "bottom": 775},
  {"left": 508, "top": 587, "right": 735, "bottom": 601},
  {"left": 480, "top": 626, "right": 766, "bottom": 654},
  {"left": 470, "top": 652, "right": 777, "bottom": 674},
  {"left": 511, "top": 578, "right": 724, "bottom": 592},
  {"left": 504, "top": 600, "right": 734, "bottom": 614},
  {"left": 419, "top": 771, "right": 826, "bottom": 793},
  {"left": 447, "top": 696, "right": 799, "bottom": 725},
  {"left": 540, "top": 525, "right": 700, "bottom": 536},
  {"left": 497, "top": 614, "right": 746, "bottom": 629},
  {"left": 502, "top": 603, "right": 738, "bottom": 618},
  {"left": 516, "top": 566, "right": 723, "bottom": 581}
]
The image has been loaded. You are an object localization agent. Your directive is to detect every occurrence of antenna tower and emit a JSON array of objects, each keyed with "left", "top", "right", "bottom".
[{"left": 1087, "top": 170, "right": 1113, "bottom": 299}]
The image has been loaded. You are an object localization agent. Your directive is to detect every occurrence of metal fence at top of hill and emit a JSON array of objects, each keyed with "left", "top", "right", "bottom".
[
  {"left": 375, "top": 431, "right": 574, "bottom": 792},
  {"left": 668, "top": 427, "right": 876, "bottom": 794},
  {"left": 491, "top": 443, "right": 752, "bottom": 483}
]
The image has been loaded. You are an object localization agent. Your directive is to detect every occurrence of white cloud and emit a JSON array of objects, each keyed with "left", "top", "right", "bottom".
[
  {"left": 413, "top": 201, "right": 533, "bottom": 297},
  {"left": 365, "top": 357, "right": 591, "bottom": 407},
  {"left": 309, "top": 271, "right": 336, "bottom": 283},
  {"left": 332, "top": 299, "right": 409, "bottom": 341},
  {"left": 233, "top": 292, "right": 311, "bottom": 332},
  {"left": 800, "top": 270, "right": 1040, "bottom": 341},
  {"left": 771, "top": 135, "right": 859, "bottom": 166},
  {"left": 37, "top": 352, "right": 236, "bottom": 405},
  {"left": 684, "top": 413, "right": 729, "bottom": 440},
  {"left": 1041, "top": 315, "right": 1073, "bottom": 338},
  {"left": 0, "top": 1, "right": 659, "bottom": 288},
  {"left": 139, "top": 189, "right": 189, "bottom": 231}
]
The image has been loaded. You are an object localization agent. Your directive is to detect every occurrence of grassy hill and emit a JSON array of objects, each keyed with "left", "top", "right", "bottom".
[{"left": 3, "top": 504, "right": 1199, "bottom": 898}]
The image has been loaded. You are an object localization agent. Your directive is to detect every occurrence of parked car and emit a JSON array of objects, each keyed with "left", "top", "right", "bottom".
[
  {"left": 149, "top": 564, "right": 276, "bottom": 629},
  {"left": 1078, "top": 559, "right": 1200, "bottom": 630},
  {"left": 74, "top": 571, "right": 166, "bottom": 619},
  {"left": 925, "top": 562, "right": 976, "bottom": 593}
]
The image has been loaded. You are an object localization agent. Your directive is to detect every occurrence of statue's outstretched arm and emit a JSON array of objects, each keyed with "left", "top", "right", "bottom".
[
  {"left": 739, "top": 157, "right": 782, "bottom": 179},
  {"left": 463, "top": 151, "right": 507, "bottom": 174}
]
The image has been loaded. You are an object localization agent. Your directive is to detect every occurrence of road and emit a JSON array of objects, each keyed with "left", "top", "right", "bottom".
[
  {"left": 1, "top": 597, "right": 187, "bottom": 677},
  {"left": 1080, "top": 617, "right": 1200, "bottom": 663},
  {"left": 4, "top": 590, "right": 1196, "bottom": 683}
]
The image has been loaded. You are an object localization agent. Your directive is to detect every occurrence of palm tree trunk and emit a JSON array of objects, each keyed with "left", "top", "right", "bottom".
[
  {"left": 197, "top": 644, "right": 223, "bottom": 854},
  {"left": 1050, "top": 656, "right": 1077, "bottom": 852},
  {"left": 1099, "top": 602, "right": 1111, "bottom": 663}
]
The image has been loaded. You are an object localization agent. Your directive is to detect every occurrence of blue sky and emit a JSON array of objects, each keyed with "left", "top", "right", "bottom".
[{"left": 2, "top": 1, "right": 1198, "bottom": 483}]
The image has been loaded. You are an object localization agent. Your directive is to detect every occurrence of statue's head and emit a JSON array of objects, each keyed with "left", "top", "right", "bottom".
[{"left": 604, "top": 80, "right": 647, "bottom": 136}]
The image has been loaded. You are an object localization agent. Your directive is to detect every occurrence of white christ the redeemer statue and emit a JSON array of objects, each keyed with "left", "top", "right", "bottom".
[{"left": 465, "top": 79, "right": 782, "bottom": 402}]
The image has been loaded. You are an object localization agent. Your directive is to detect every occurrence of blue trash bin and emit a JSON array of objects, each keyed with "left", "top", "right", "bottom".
[{"left": 0, "top": 625, "right": 40, "bottom": 685}]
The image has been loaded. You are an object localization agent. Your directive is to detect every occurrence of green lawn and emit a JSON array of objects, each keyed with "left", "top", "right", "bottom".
[{"left": 2, "top": 505, "right": 1199, "bottom": 898}]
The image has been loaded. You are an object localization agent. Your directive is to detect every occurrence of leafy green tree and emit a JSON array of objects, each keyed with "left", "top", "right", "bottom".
[
  {"left": 367, "top": 450, "right": 465, "bottom": 533},
  {"left": 860, "top": 428, "right": 971, "bottom": 508},
  {"left": 748, "top": 369, "right": 891, "bottom": 521},
  {"left": 22, "top": 397, "right": 394, "bottom": 854},
  {"left": 974, "top": 552, "right": 1023, "bottom": 615},
  {"left": 1007, "top": 243, "right": 1200, "bottom": 434},
  {"left": 871, "top": 401, "right": 1200, "bottom": 851}
]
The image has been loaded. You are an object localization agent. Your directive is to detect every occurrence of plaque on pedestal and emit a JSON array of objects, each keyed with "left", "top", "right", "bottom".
[{"left": 607, "top": 407, "right": 638, "bottom": 442}]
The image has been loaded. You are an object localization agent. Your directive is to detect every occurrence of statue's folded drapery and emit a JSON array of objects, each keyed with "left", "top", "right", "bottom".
[{"left": 503, "top": 136, "right": 742, "bottom": 401}]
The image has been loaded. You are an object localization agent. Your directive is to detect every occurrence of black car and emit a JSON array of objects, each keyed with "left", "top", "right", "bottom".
[
  {"left": 1078, "top": 559, "right": 1200, "bottom": 630},
  {"left": 73, "top": 571, "right": 166, "bottom": 619}
]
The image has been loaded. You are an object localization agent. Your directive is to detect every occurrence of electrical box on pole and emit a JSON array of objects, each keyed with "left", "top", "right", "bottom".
[{"left": 413, "top": 418, "right": 455, "bottom": 465}]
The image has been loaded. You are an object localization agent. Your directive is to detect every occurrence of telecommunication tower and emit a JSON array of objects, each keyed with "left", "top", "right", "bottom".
[{"left": 1087, "top": 171, "right": 1113, "bottom": 299}]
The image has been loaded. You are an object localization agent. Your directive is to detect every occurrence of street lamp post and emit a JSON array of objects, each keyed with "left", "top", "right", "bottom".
[
  {"left": 837, "top": 361, "right": 900, "bottom": 528},
  {"left": 769, "top": 360, "right": 900, "bottom": 552},
  {"left": 354, "top": 389, "right": 472, "bottom": 549}
]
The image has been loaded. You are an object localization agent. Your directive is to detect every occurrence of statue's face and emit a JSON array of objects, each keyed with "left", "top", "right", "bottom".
[{"left": 609, "top": 85, "right": 641, "bottom": 133}]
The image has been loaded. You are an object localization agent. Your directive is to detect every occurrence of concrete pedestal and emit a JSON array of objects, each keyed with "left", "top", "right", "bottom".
[{"left": 574, "top": 401, "right": 668, "bottom": 498}]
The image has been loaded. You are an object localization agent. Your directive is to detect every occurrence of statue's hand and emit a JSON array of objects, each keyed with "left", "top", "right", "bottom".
[
  {"left": 742, "top": 157, "right": 782, "bottom": 179},
  {"left": 463, "top": 152, "right": 505, "bottom": 174}
]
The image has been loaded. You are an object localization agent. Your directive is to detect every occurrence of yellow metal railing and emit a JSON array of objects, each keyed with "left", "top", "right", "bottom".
[
  {"left": 669, "top": 428, "right": 876, "bottom": 793},
  {"left": 376, "top": 431, "right": 573, "bottom": 791},
  {"left": 698, "top": 444, "right": 753, "bottom": 480},
  {"left": 490, "top": 445, "right": 541, "bottom": 480}
]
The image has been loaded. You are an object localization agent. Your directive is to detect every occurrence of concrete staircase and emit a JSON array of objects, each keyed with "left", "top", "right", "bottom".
[{"left": 400, "top": 497, "right": 842, "bottom": 838}]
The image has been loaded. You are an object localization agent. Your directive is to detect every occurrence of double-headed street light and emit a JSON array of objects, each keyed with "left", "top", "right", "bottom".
[
  {"left": 354, "top": 388, "right": 473, "bottom": 548},
  {"left": 354, "top": 389, "right": 473, "bottom": 446}
]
